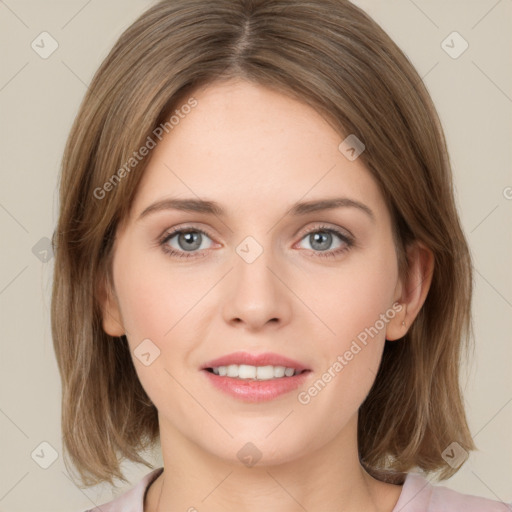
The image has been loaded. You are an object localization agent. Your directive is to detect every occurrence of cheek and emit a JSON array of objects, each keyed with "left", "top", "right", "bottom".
[
  {"left": 303, "top": 241, "right": 398, "bottom": 403},
  {"left": 311, "top": 242, "right": 398, "bottom": 349},
  {"left": 116, "top": 274, "right": 168, "bottom": 341},
  {"left": 112, "top": 240, "right": 196, "bottom": 340},
  {"left": 111, "top": 247, "right": 196, "bottom": 410}
]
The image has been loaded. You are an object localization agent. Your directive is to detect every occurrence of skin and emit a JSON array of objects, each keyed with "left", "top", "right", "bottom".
[{"left": 100, "top": 78, "right": 434, "bottom": 512}]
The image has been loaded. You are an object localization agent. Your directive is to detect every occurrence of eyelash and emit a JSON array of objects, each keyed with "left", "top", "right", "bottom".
[{"left": 158, "top": 224, "right": 355, "bottom": 260}]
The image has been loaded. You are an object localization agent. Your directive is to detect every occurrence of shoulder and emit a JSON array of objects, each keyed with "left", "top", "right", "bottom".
[
  {"left": 82, "top": 467, "right": 164, "bottom": 512},
  {"left": 392, "top": 472, "right": 511, "bottom": 512}
]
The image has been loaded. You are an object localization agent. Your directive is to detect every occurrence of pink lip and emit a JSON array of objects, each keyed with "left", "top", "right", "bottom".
[
  {"left": 200, "top": 351, "right": 312, "bottom": 403},
  {"left": 201, "top": 351, "right": 310, "bottom": 372},
  {"left": 202, "top": 370, "right": 311, "bottom": 403}
]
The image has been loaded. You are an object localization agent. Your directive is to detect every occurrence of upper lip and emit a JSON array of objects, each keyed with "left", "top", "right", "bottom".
[{"left": 201, "top": 351, "right": 310, "bottom": 372}]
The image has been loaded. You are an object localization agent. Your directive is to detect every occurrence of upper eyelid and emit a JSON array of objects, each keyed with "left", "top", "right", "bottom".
[
  {"left": 300, "top": 223, "right": 353, "bottom": 239},
  {"left": 159, "top": 226, "right": 354, "bottom": 263},
  {"left": 160, "top": 224, "right": 216, "bottom": 242},
  {"left": 160, "top": 222, "right": 354, "bottom": 245}
]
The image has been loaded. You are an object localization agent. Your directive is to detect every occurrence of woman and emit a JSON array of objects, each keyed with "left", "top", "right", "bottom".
[{"left": 51, "top": 1, "right": 509, "bottom": 510}]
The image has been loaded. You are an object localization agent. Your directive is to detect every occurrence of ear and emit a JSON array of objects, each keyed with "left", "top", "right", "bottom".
[
  {"left": 96, "top": 272, "right": 125, "bottom": 337},
  {"left": 386, "top": 241, "right": 434, "bottom": 341}
]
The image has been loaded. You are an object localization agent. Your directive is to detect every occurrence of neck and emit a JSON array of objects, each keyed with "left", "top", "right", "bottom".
[{"left": 145, "top": 414, "right": 403, "bottom": 512}]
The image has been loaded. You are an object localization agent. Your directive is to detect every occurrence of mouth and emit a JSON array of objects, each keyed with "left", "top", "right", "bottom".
[
  {"left": 204, "top": 365, "right": 310, "bottom": 380},
  {"left": 201, "top": 350, "right": 311, "bottom": 377},
  {"left": 200, "top": 351, "right": 312, "bottom": 402}
]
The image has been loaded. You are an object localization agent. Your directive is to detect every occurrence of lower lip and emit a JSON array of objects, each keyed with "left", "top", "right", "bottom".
[{"left": 202, "top": 369, "right": 312, "bottom": 403}]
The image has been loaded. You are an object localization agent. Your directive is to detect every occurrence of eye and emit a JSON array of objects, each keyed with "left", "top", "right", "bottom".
[
  {"left": 159, "top": 227, "right": 215, "bottom": 259},
  {"left": 158, "top": 224, "right": 355, "bottom": 260},
  {"left": 296, "top": 224, "right": 354, "bottom": 259}
]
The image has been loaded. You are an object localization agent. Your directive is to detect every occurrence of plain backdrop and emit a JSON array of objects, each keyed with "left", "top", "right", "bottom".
[{"left": 0, "top": 1, "right": 511, "bottom": 511}]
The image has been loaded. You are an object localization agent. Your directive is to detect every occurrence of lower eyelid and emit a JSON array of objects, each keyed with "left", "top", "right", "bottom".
[{"left": 159, "top": 227, "right": 353, "bottom": 260}]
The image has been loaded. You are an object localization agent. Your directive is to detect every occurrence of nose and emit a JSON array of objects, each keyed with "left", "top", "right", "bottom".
[{"left": 221, "top": 244, "right": 292, "bottom": 331}]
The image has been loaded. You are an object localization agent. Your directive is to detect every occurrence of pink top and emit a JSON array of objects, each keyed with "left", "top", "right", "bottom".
[{"left": 84, "top": 467, "right": 511, "bottom": 512}]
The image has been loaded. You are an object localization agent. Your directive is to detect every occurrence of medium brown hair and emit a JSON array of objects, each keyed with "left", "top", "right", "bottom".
[{"left": 52, "top": 0, "right": 475, "bottom": 488}]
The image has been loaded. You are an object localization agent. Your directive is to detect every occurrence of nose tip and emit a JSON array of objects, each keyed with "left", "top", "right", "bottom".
[{"left": 222, "top": 257, "right": 292, "bottom": 331}]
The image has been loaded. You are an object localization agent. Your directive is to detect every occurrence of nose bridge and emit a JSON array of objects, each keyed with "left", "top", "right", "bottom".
[
  {"left": 222, "top": 230, "right": 291, "bottom": 327},
  {"left": 234, "top": 232, "right": 279, "bottom": 297}
]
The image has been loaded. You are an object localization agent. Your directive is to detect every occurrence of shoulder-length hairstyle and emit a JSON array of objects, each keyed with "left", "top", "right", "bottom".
[{"left": 52, "top": 0, "right": 475, "bottom": 488}]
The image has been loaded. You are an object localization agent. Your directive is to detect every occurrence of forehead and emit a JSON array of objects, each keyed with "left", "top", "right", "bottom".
[{"left": 129, "top": 79, "right": 387, "bottom": 223}]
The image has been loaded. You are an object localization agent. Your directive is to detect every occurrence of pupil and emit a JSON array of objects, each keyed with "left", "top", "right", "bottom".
[
  {"left": 180, "top": 231, "right": 201, "bottom": 251},
  {"left": 311, "top": 232, "right": 331, "bottom": 251}
]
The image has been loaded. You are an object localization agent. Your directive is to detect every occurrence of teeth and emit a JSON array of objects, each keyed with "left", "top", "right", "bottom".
[{"left": 211, "top": 364, "right": 300, "bottom": 380}]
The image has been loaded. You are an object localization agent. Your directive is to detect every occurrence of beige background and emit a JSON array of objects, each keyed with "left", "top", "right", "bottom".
[{"left": 0, "top": 1, "right": 511, "bottom": 511}]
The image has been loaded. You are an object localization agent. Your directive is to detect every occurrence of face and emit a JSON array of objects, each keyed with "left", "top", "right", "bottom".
[{"left": 101, "top": 78, "right": 406, "bottom": 466}]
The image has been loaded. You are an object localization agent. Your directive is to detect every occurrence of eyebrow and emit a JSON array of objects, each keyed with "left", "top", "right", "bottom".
[{"left": 137, "top": 196, "right": 375, "bottom": 222}]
